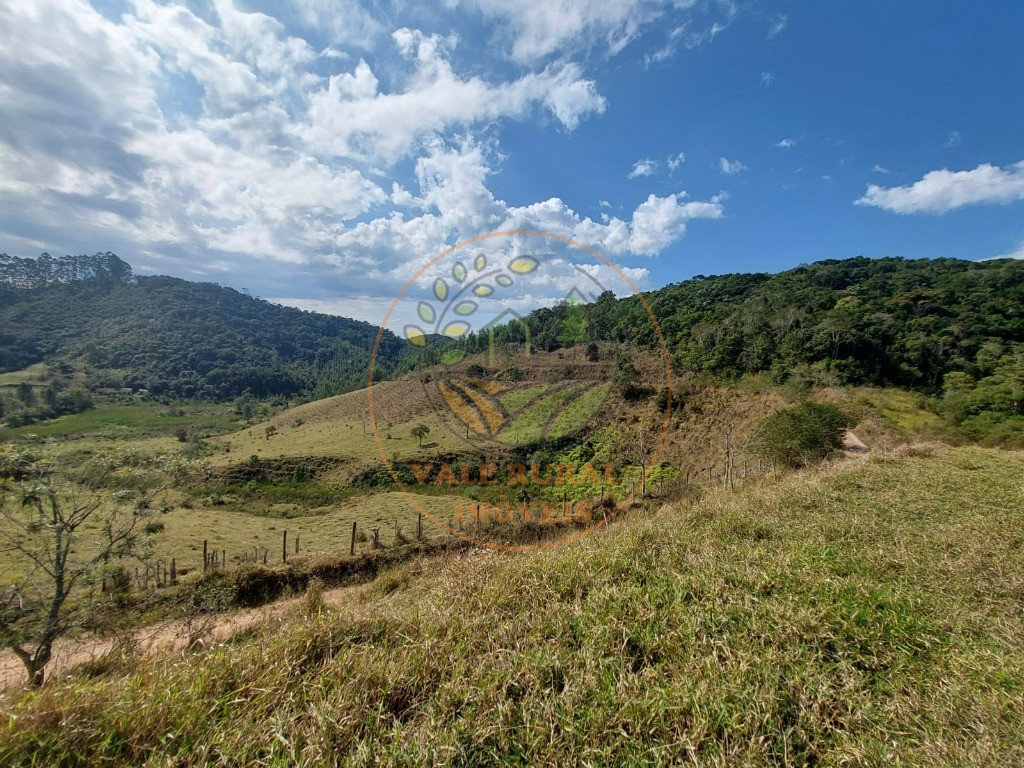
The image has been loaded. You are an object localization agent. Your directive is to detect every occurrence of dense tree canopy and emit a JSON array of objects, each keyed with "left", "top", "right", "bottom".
[
  {"left": 0, "top": 254, "right": 406, "bottom": 400},
  {"left": 447, "top": 256, "right": 1024, "bottom": 393},
  {"left": 4, "top": 253, "right": 1023, "bottom": 403}
]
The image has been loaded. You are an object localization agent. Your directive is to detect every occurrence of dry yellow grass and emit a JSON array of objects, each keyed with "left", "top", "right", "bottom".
[
  {"left": 142, "top": 492, "right": 465, "bottom": 573},
  {"left": 209, "top": 378, "right": 474, "bottom": 469},
  {"left": 3, "top": 445, "right": 1023, "bottom": 766}
]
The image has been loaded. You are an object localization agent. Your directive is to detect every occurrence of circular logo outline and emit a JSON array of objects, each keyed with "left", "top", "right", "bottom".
[{"left": 367, "top": 229, "right": 673, "bottom": 552}]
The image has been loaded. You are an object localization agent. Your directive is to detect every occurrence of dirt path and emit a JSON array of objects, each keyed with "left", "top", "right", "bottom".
[
  {"left": 842, "top": 430, "right": 870, "bottom": 459},
  {"left": 0, "top": 582, "right": 366, "bottom": 691}
]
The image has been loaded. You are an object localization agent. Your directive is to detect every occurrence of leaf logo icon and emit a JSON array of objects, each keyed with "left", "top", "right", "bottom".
[{"left": 402, "top": 255, "right": 539, "bottom": 347}]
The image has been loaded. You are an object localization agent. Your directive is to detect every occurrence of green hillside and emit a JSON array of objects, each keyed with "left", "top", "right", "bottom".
[
  {"left": 3, "top": 253, "right": 1022, "bottom": 441},
  {"left": 0, "top": 253, "right": 406, "bottom": 400},
  {"left": 450, "top": 255, "right": 1024, "bottom": 390}
]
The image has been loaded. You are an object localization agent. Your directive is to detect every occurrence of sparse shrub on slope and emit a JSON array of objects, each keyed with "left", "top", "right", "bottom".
[{"left": 752, "top": 401, "right": 854, "bottom": 468}]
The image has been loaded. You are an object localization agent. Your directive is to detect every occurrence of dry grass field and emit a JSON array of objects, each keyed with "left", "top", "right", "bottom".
[
  {"left": 2, "top": 444, "right": 1023, "bottom": 766},
  {"left": 142, "top": 492, "right": 466, "bottom": 574}
]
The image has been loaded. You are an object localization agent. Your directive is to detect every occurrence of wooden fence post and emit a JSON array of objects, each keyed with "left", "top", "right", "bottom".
[
  {"left": 350, "top": 521, "right": 357, "bottom": 555},
  {"left": 417, "top": 513, "right": 422, "bottom": 541},
  {"left": 295, "top": 534, "right": 300, "bottom": 555},
  {"left": 203, "top": 540, "right": 208, "bottom": 573},
  {"left": 171, "top": 558, "right": 177, "bottom": 586},
  {"left": 282, "top": 530, "right": 288, "bottom": 564}
]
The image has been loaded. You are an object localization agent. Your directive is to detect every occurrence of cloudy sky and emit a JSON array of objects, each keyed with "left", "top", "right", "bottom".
[{"left": 1, "top": 1, "right": 1022, "bottom": 328}]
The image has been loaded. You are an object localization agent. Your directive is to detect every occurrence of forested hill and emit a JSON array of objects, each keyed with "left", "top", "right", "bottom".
[
  {"left": 630, "top": 256, "right": 1024, "bottom": 389},
  {"left": 649, "top": 256, "right": 1024, "bottom": 389},
  {"left": 470, "top": 256, "right": 1024, "bottom": 392},
  {"left": 0, "top": 254, "right": 405, "bottom": 400},
  {"left": 3, "top": 252, "right": 1022, "bottom": 402},
  {"left": 0, "top": 252, "right": 134, "bottom": 289}
]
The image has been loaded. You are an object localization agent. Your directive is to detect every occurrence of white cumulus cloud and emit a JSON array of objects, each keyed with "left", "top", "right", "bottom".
[
  {"left": 991, "top": 241, "right": 1024, "bottom": 260},
  {"left": 623, "top": 193, "right": 723, "bottom": 255},
  {"left": 719, "top": 157, "right": 747, "bottom": 175},
  {"left": 856, "top": 160, "right": 1024, "bottom": 214},
  {"left": 304, "top": 31, "right": 606, "bottom": 163},
  {"left": 628, "top": 158, "right": 657, "bottom": 178},
  {"left": 0, "top": 0, "right": 728, "bottom": 314},
  {"left": 449, "top": 0, "right": 712, "bottom": 63}
]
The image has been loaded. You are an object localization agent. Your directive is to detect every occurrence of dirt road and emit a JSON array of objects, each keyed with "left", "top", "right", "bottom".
[{"left": 0, "top": 582, "right": 366, "bottom": 691}]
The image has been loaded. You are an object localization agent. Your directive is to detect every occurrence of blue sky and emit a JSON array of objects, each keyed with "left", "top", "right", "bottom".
[{"left": 1, "top": 1, "right": 1022, "bottom": 329}]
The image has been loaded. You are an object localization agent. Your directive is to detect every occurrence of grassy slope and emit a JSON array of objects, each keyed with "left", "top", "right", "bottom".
[
  {"left": 208, "top": 378, "right": 466, "bottom": 470},
  {"left": 850, "top": 387, "right": 947, "bottom": 438},
  {"left": 144, "top": 493, "right": 463, "bottom": 573},
  {"left": 209, "top": 348, "right": 790, "bottom": 481},
  {"left": 2, "top": 445, "right": 1022, "bottom": 766},
  {"left": 0, "top": 363, "right": 49, "bottom": 388}
]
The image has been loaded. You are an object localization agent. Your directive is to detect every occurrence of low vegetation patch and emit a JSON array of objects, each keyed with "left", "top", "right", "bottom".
[{"left": 752, "top": 400, "right": 855, "bottom": 467}]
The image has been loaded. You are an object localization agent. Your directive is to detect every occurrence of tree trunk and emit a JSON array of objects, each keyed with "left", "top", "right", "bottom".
[
  {"left": 11, "top": 646, "right": 47, "bottom": 688},
  {"left": 27, "top": 660, "right": 45, "bottom": 688}
]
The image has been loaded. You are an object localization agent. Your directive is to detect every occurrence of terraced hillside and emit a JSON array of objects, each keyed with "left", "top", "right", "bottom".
[{"left": 210, "top": 345, "right": 796, "bottom": 484}]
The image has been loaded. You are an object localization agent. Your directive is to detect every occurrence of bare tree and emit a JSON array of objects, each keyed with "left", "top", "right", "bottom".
[
  {"left": 722, "top": 417, "right": 759, "bottom": 492},
  {"left": 723, "top": 422, "right": 737, "bottom": 492},
  {"left": 617, "top": 422, "right": 652, "bottom": 497},
  {"left": 0, "top": 447, "right": 201, "bottom": 686}
]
